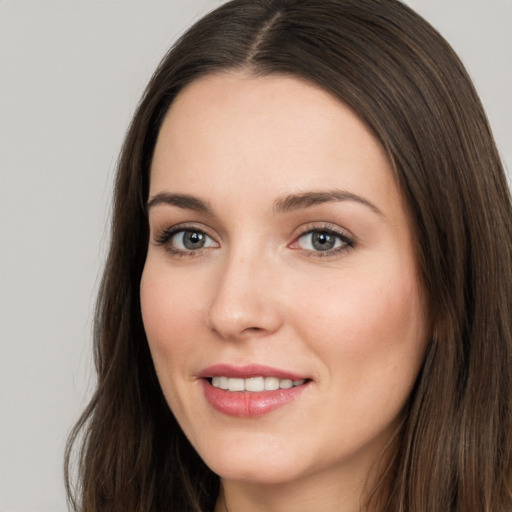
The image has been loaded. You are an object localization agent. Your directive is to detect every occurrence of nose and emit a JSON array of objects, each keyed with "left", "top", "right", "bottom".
[{"left": 207, "top": 250, "right": 283, "bottom": 341}]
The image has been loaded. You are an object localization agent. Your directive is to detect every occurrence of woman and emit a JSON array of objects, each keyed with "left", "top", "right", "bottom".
[{"left": 65, "top": 0, "right": 512, "bottom": 510}]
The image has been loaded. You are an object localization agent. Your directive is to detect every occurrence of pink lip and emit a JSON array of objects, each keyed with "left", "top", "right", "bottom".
[{"left": 198, "top": 364, "right": 311, "bottom": 418}]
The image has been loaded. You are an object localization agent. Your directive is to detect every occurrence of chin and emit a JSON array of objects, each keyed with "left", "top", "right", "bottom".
[
  {"left": 213, "top": 461, "right": 302, "bottom": 486},
  {"left": 196, "top": 437, "right": 307, "bottom": 485}
]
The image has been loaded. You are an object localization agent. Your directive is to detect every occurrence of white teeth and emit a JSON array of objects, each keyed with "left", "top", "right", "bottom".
[
  {"left": 245, "top": 377, "right": 265, "bottom": 392},
  {"left": 228, "top": 378, "right": 245, "bottom": 391},
  {"left": 210, "top": 376, "right": 306, "bottom": 391},
  {"left": 280, "top": 379, "right": 293, "bottom": 389},
  {"left": 265, "top": 376, "right": 280, "bottom": 390}
]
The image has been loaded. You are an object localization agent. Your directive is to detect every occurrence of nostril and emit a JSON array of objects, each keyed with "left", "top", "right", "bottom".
[{"left": 239, "top": 326, "right": 268, "bottom": 337}]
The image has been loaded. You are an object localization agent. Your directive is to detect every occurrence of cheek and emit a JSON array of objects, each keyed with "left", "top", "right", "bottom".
[
  {"left": 140, "top": 262, "right": 205, "bottom": 384},
  {"left": 298, "top": 262, "right": 427, "bottom": 401},
  {"left": 141, "top": 256, "right": 204, "bottom": 331}
]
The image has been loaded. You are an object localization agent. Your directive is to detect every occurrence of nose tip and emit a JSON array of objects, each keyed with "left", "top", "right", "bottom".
[
  {"left": 207, "top": 257, "right": 283, "bottom": 341},
  {"left": 208, "top": 304, "right": 280, "bottom": 340}
]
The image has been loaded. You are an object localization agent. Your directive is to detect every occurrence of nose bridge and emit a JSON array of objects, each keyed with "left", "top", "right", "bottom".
[{"left": 207, "top": 240, "right": 282, "bottom": 340}]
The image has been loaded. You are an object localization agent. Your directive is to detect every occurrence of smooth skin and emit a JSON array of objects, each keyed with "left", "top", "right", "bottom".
[{"left": 140, "top": 72, "right": 428, "bottom": 512}]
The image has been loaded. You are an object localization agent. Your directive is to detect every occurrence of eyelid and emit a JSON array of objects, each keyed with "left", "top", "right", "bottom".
[
  {"left": 152, "top": 221, "right": 355, "bottom": 258},
  {"left": 153, "top": 222, "right": 220, "bottom": 254},
  {"left": 289, "top": 222, "right": 356, "bottom": 255}
]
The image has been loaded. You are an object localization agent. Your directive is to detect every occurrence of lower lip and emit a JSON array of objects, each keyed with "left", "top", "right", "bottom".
[{"left": 201, "top": 380, "right": 309, "bottom": 417}]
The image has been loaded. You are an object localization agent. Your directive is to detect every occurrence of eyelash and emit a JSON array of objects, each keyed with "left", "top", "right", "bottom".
[
  {"left": 293, "top": 223, "right": 355, "bottom": 258},
  {"left": 153, "top": 223, "right": 217, "bottom": 257},
  {"left": 153, "top": 223, "right": 356, "bottom": 258}
]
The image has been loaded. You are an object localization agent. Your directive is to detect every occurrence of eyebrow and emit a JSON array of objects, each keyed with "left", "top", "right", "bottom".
[
  {"left": 273, "top": 189, "right": 383, "bottom": 216},
  {"left": 147, "top": 192, "right": 212, "bottom": 213},
  {"left": 147, "top": 189, "right": 382, "bottom": 216}
]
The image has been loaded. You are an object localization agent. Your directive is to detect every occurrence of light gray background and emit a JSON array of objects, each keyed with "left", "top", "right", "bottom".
[{"left": 0, "top": 1, "right": 510, "bottom": 510}]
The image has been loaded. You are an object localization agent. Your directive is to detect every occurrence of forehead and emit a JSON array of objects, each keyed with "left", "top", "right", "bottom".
[{"left": 150, "top": 72, "right": 399, "bottom": 214}]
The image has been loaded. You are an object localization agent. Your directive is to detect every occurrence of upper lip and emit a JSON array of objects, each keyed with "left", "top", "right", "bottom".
[{"left": 197, "top": 363, "right": 309, "bottom": 382}]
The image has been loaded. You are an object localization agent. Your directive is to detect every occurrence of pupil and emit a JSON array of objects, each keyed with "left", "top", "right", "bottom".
[
  {"left": 184, "top": 231, "right": 205, "bottom": 249},
  {"left": 312, "top": 232, "right": 335, "bottom": 251}
]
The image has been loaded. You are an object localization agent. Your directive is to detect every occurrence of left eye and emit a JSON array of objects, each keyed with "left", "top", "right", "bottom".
[
  {"left": 171, "top": 230, "right": 217, "bottom": 251},
  {"left": 296, "top": 230, "right": 348, "bottom": 252}
]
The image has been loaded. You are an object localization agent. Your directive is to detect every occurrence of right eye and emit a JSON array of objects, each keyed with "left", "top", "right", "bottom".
[
  {"left": 155, "top": 228, "right": 218, "bottom": 255},
  {"left": 172, "top": 229, "right": 217, "bottom": 250}
]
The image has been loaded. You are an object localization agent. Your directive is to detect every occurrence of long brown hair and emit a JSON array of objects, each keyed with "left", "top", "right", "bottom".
[{"left": 65, "top": 1, "right": 512, "bottom": 510}]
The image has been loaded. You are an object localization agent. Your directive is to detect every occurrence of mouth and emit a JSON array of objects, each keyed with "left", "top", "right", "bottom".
[{"left": 198, "top": 364, "right": 311, "bottom": 417}]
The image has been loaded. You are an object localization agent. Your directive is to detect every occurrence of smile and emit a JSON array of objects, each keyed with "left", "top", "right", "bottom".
[
  {"left": 199, "top": 364, "right": 311, "bottom": 417},
  {"left": 211, "top": 376, "right": 306, "bottom": 392}
]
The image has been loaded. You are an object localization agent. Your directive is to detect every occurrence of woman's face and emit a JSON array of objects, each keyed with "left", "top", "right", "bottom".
[{"left": 141, "top": 73, "right": 427, "bottom": 491}]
